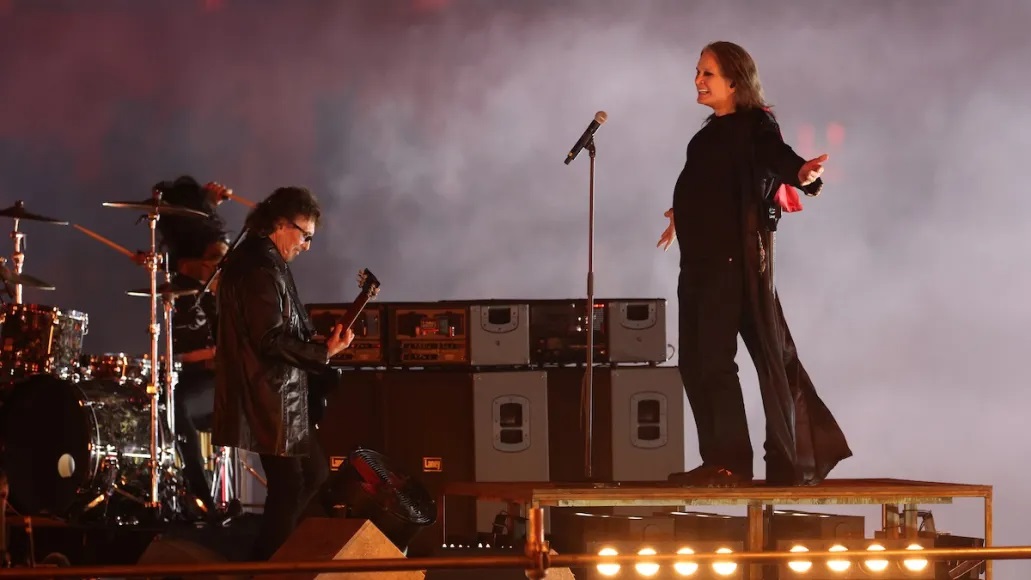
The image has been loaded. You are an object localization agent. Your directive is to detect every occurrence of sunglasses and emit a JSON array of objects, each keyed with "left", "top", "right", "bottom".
[{"left": 287, "top": 221, "right": 315, "bottom": 243}]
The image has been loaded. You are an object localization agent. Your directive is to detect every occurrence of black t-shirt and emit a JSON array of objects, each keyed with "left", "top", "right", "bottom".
[
  {"left": 156, "top": 181, "right": 229, "bottom": 269},
  {"left": 672, "top": 111, "right": 753, "bottom": 263},
  {"left": 171, "top": 274, "right": 218, "bottom": 360}
]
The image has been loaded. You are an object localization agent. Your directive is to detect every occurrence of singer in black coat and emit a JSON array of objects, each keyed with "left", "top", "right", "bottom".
[{"left": 659, "top": 42, "right": 851, "bottom": 487}]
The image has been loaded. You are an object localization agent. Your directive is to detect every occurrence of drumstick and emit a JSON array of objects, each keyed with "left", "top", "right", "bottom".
[
  {"left": 73, "top": 224, "right": 135, "bottom": 259},
  {"left": 225, "top": 192, "right": 257, "bottom": 208}
]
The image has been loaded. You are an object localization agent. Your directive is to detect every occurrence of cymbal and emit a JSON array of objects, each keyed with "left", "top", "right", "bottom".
[
  {"left": 126, "top": 280, "right": 201, "bottom": 299},
  {"left": 102, "top": 199, "right": 209, "bottom": 219},
  {"left": 0, "top": 269, "right": 55, "bottom": 290},
  {"left": 0, "top": 201, "right": 69, "bottom": 225}
]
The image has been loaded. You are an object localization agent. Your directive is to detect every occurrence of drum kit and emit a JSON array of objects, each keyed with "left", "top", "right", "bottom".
[{"left": 0, "top": 189, "right": 253, "bottom": 525}]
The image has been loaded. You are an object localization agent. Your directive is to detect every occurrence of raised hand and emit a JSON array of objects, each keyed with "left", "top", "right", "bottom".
[
  {"left": 204, "top": 181, "right": 233, "bottom": 205},
  {"left": 798, "top": 153, "right": 829, "bottom": 186},
  {"left": 656, "top": 208, "right": 677, "bottom": 252}
]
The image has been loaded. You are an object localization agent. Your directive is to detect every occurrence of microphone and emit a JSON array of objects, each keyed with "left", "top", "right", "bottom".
[{"left": 564, "top": 111, "right": 608, "bottom": 165}]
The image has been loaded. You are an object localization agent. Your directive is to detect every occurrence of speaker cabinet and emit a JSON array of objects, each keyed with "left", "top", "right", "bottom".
[
  {"left": 317, "top": 370, "right": 387, "bottom": 456},
  {"left": 379, "top": 371, "right": 476, "bottom": 556},
  {"left": 607, "top": 299, "right": 668, "bottom": 363},
  {"left": 610, "top": 367, "right": 686, "bottom": 482},
  {"left": 472, "top": 371, "right": 549, "bottom": 532},
  {"left": 469, "top": 304, "right": 531, "bottom": 367}
]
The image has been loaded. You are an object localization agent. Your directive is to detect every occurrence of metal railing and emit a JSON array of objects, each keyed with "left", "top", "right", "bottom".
[{"left": 0, "top": 507, "right": 1019, "bottom": 578}]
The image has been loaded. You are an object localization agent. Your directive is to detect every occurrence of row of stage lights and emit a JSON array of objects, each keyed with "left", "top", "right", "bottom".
[{"left": 590, "top": 540, "right": 932, "bottom": 578}]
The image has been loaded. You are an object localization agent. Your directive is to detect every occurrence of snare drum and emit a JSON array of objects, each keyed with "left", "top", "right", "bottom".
[
  {"left": 0, "top": 303, "right": 89, "bottom": 381},
  {"left": 79, "top": 353, "right": 181, "bottom": 388},
  {"left": 80, "top": 352, "right": 150, "bottom": 386}
]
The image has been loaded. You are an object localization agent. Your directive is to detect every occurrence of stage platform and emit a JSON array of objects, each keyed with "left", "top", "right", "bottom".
[{"left": 441, "top": 478, "right": 994, "bottom": 578}]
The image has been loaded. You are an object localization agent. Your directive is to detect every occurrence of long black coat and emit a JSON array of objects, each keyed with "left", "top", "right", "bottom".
[
  {"left": 740, "top": 108, "right": 853, "bottom": 484},
  {"left": 212, "top": 236, "right": 330, "bottom": 456}
]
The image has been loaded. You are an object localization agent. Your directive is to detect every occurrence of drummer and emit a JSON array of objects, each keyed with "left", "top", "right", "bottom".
[{"left": 154, "top": 176, "right": 231, "bottom": 518}]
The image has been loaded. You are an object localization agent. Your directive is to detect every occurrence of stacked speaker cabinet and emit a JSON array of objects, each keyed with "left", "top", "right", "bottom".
[
  {"left": 606, "top": 299, "right": 668, "bottom": 364},
  {"left": 378, "top": 371, "right": 476, "bottom": 556},
  {"left": 469, "top": 303, "right": 531, "bottom": 367},
  {"left": 471, "top": 371, "right": 549, "bottom": 533},
  {"left": 316, "top": 370, "right": 477, "bottom": 557},
  {"left": 610, "top": 367, "right": 686, "bottom": 481}
]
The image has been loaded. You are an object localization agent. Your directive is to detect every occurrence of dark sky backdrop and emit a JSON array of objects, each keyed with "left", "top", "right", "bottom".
[{"left": 1, "top": 0, "right": 1027, "bottom": 573}]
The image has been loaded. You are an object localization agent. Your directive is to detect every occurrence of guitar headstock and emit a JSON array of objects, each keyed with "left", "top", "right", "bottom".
[{"left": 356, "top": 268, "right": 381, "bottom": 300}]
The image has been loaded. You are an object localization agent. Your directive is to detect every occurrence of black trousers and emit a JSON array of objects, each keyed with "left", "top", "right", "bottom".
[
  {"left": 677, "top": 258, "right": 761, "bottom": 479},
  {"left": 174, "top": 370, "right": 216, "bottom": 511},
  {"left": 251, "top": 432, "right": 330, "bottom": 561}
]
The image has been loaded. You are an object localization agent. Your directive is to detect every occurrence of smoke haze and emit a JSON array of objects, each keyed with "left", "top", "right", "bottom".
[{"left": 1, "top": 0, "right": 1027, "bottom": 573}]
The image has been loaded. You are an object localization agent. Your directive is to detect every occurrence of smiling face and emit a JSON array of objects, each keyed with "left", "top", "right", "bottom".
[
  {"left": 695, "top": 50, "right": 736, "bottom": 116},
  {"left": 269, "top": 214, "right": 315, "bottom": 262}
]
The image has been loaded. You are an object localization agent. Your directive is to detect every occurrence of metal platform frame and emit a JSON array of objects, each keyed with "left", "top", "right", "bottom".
[{"left": 441, "top": 478, "right": 994, "bottom": 579}]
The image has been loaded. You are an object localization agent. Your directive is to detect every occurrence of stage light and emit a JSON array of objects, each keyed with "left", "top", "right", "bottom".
[
  {"left": 635, "top": 547, "right": 660, "bottom": 576},
  {"left": 586, "top": 541, "right": 744, "bottom": 579},
  {"left": 787, "top": 545, "right": 812, "bottom": 573},
  {"left": 673, "top": 547, "right": 699, "bottom": 576},
  {"left": 711, "top": 547, "right": 737, "bottom": 576},
  {"left": 777, "top": 539, "right": 934, "bottom": 578},
  {"left": 863, "top": 543, "right": 890, "bottom": 573},
  {"left": 596, "top": 546, "right": 620, "bottom": 577},
  {"left": 902, "top": 544, "right": 929, "bottom": 573},
  {"left": 827, "top": 544, "right": 851, "bottom": 573}
]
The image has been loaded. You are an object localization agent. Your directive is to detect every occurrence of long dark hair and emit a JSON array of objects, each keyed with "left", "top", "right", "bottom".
[
  {"left": 245, "top": 186, "right": 322, "bottom": 237},
  {"left": 702, "top": 41, "right": 768, "bottom": 111}
]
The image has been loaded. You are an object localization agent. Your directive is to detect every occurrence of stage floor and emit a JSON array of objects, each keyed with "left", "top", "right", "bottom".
[
  {"left": 442, "top": 477, "right": 992, "bottom": 507},
  {"left": 441, "top": 478, "right": 995, "bottom": 579}
]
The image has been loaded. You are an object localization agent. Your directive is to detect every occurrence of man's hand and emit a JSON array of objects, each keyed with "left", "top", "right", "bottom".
[
  {"left": 656, "top": 209, "right": 676, "bottom": 252},
  {"left": 204, "top": 181, "right": 233, "bottom": 205},
  {"left": 798, "top": 153, "right": 828, "bottom": 186},
  {"left": 325, "top": 324, "right": 355, "bottom": 359}
]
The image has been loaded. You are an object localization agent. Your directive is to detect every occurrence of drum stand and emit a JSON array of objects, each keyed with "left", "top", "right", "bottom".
[
  {"left": 211, "top": 447, "right": 266, "bottom": 510},
  {"left": 139, "top": 192, "right": 165, "bottom": 512},
  {"left": 161, "top": 257, "right": 176, "bottom": 448},
  {"left": 9, "top": 218, "right": 25, "bottom": 304}
]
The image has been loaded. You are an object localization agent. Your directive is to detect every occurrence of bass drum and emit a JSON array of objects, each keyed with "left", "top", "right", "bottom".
[{"left": 0, "top": 374, "right": 154, "bottom": 518}]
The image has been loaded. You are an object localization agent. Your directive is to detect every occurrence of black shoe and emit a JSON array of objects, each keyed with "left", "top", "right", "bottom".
[
  {"left": 765, "top": 464, "right": 822, "bottom": 487},
  {"left": 668, "top": 465, "right": 751, "bottom": 487}
]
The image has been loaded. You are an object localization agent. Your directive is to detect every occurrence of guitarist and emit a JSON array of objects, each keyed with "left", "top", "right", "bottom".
[{"left": 213, "top": 186, "right": 354, "bottom": 561}]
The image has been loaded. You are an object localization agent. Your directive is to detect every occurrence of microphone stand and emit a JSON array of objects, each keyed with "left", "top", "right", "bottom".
[{"left": 582, "top": 136, "right": 597, "bottom": 480}]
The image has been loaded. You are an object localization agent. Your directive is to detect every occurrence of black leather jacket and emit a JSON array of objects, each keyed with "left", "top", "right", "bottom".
[{"left": 212, "top": 236, "right": 330, "bottom": 456}]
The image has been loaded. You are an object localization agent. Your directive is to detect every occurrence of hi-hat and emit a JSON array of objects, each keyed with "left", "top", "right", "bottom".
[
  {"left": 103, "top": 199, "right": 209, "bottom": 219},
  {"left": 0, "top": 269, "right": 55, "bottom": 290},
  {"left": 126, "top": 280, "right": 201, "bottom": 299},
  {"left": 0, "top": 201, "right": 68, "bottom": 225}
]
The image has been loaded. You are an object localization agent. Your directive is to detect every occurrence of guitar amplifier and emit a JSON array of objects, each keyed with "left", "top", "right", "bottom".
[
  {"left": 529, "top": 299, "right": 609, "bottom": 366},
  {"left": 387, "top": 302, "right": 469, "bottom": 367},
  {"left": 606, "top": 299, "right": 668, "bottom": 364},
  {"left": 306, "top": 303, "right": 385, "bottom": 366}
]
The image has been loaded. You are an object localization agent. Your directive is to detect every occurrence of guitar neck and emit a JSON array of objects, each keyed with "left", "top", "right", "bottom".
[{"left": 337, "top": 295, "right": 372, "bottom": 332}]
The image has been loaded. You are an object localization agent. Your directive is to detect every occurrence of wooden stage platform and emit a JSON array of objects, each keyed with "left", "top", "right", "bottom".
[{"left": 440, "top": 478, "right": 994, "bottom": 578}]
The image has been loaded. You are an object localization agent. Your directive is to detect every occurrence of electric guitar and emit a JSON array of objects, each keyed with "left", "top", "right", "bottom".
[
  {"left": 309, "top": 269, "right": 381, "bottom": 424},
  {"left": 335, "top": 268, "right": 382, "bottom": 337}
]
